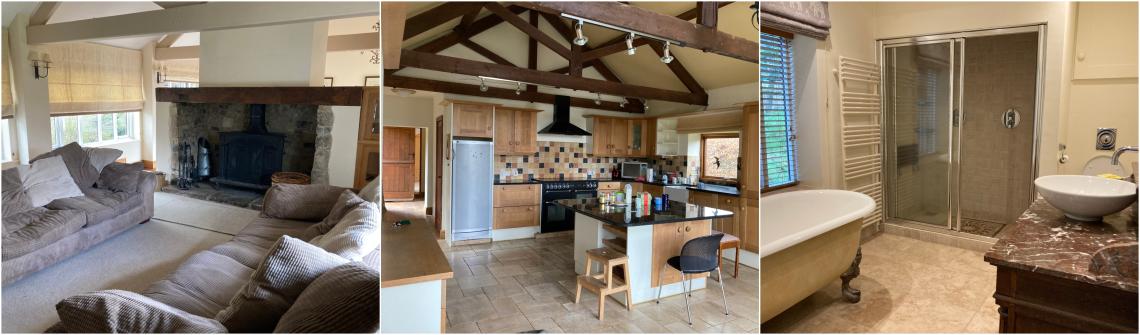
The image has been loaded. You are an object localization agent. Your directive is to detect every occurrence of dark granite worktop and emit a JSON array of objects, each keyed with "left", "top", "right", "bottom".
[
  {"left": 493, "top": 179, "right": 541, "bottom": 185},
  {"left": 687, "top": 184, "right": 741, "bottom": 196},
  {"left": 553, "top": 198, "right": 734, "bottom": 227},
  {"left": 985, "top": 197, "right": 1138, "bottom": 293}
]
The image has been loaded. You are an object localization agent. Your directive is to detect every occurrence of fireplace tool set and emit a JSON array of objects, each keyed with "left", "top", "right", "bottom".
[{"left": 175, "top": 137, "right": 211, "bottom": 190}]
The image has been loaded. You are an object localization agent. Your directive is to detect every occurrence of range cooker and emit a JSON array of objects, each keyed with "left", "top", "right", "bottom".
[{"left": 535, "top": 178, "right": 598, "bottom": 233}]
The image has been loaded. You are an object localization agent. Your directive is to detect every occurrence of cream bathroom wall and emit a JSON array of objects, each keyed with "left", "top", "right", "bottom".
[
  {"left": 871, "top": 1, "right": 1076, "bottom": 177},
  {"left": 1060, "top": 2, "right": 1138, "bottom": 176}
]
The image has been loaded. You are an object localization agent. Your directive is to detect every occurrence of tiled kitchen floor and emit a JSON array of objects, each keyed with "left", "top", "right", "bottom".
[
  {"left": 383, "top": 199, "right": 760, "bottom": 333},
  {"left": 762, "top": 233, "right": 1000, "bottom": 333}
]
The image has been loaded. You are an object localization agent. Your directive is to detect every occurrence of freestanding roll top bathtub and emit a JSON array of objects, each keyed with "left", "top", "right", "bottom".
[{"left": 760, "top": 190, "right": 875, "bottom": 323}]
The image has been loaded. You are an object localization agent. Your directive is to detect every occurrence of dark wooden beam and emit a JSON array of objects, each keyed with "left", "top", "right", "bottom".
[
  {"left": 403, "top": 3, "right": 482, "bottom": 40},
  {"left": 385, "top": 75, "right": 641, "bottom": 113},
  {"left": 484, "top": 2, "right": 570, "bottom": 59},
  {"left": 400, "top": 49, "right": 706, "bottom": 105},
  {"left": 156, "top": 87, "right": 364, "bottom": 106},
  {"left": 413, "top": 5, "right": 527, "bottom": 53},
  {"left": 539, "top": 12, "right": 627, "bottom": 83},
  {"left": 459, "top": 39, "right": 516, "bottom": 67},
  {"left": 697, "top": 2, "right": 719, "bottom": 29},
  {"left": 457, "top": 3, "right": 483, "bottom": 32},
  {"left": 527, "top": 10, "right": 539, "bottom": 93},
  {"left": 570, "top": 2, "right": 735, "bottom": 62},
  {"left": 649, "top": 43, "right": 705, "bottom": 95}
]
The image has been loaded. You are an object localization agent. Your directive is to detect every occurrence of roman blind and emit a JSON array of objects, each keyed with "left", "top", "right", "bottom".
[
  {"left": 161, "top": 58, "right": 199, "bottom": 83},
  {"left": 759, "top": 31, "right": 799, "bottom": 190},
  {"left": 2, "top": 29, "right": 13, "bottom": 119},
  {"left": 36, "top": 43, "right": 143, "bottom": 115}
]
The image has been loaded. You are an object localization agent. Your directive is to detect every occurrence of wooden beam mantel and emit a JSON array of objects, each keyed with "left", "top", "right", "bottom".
[
  {"left": 28, "top": 2, "right": 378, "bottom": 44},
  {"left": 512, "top": 2, "right": 756, "bottom": 63},
  {"left": 399, "top": 49, "right": 706, "bottom": 105},
  {"left": 156, "top": 87, "right": 364, "bottom": 106},
  {"left": 385, "top": 75, "right": 641, "bottom": 113}
]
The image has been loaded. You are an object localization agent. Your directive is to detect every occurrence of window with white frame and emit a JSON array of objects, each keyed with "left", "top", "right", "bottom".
[
  {"left": 159, "top": 81, "right": 198, "bottom": 88},
  {"left": 50, "top": 112, "right": 137, "bottom": 148}
]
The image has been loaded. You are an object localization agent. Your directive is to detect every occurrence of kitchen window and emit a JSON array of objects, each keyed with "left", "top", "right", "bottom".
[
  {"left": 50, "top": 111, "right": 137, "bottom": 149},
  {"left": 700, "top": 133, "right": 740, "bottom": 183},
  {"left": 760, "top": 30, "right": 799, "bottom": 191}
]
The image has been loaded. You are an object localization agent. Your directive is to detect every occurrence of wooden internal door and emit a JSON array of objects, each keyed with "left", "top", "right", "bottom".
[
  {"left": 383, "top": 126, "right": 416, "bottom": 201},
  {"left": 434, "top": 116, "right": 444, "bottom": 237}
]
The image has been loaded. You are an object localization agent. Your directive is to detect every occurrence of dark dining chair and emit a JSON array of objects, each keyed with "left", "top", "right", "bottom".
[{"left": 656, "top": 233, "right": 729, "bottom": 325}]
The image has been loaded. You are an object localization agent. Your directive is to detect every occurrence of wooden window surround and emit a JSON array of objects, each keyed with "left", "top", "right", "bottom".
[{"left": 698, "top": 133, "right": 740, "bottom": 185}]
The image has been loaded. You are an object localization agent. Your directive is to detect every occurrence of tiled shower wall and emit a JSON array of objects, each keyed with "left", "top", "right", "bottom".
[{"left": 494, "top": 141, "right": 693, "bottom": 181}]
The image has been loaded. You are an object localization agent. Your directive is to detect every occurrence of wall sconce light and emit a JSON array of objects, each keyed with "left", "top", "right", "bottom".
[
  {"left": 29, "top": 52, "right": 51, "bottom": 79},
  {"left": 156, "top": 64, "right": 167, "bottom": 84}
]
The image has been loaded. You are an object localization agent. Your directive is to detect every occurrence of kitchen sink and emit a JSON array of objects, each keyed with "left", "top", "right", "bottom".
[{"left": 1034, "top": 175, "right": 1137, "bottom": 221}]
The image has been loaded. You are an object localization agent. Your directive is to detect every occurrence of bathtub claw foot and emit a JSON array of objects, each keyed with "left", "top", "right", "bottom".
[{"left": 841, "top": 247, "right": 862, "bottom": 303}]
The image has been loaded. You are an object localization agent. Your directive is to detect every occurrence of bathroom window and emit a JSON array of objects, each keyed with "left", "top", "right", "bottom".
[
  {"left": 700, "top": 133, "right": 740, "bottom": 182},
  {"left": 760, "top": 31, "right": 799, "bottom": 190}
]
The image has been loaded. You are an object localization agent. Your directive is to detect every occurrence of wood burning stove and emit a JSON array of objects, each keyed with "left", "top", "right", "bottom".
[{"left": 213, "top": 104, "right": 285, "bottom": 190}]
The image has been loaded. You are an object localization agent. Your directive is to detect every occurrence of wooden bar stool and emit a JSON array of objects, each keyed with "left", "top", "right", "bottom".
[
  {"left": 713, "top": 230, "right": 740, "bottom": 279},
  {"left": 574, "top": 247, "right": 632, "bottom": 321}
]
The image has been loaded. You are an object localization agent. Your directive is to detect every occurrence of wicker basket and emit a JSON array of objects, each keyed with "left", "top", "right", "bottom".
[{"left": 271, "top": 172, "right": 311, "bottom": 186}]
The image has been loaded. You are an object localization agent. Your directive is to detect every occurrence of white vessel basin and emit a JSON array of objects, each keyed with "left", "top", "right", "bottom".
[{"left": 1034, "top": 175, "right": 1137, "bottom": 221}]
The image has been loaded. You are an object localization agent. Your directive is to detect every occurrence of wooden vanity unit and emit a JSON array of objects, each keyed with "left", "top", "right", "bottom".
[{"left": 985, "top": 199, "right": 1138, "bottom": 333}]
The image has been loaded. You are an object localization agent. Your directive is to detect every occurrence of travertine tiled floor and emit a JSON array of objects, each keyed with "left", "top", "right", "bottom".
[
  {"left": 762, "top": 233, "right": 1000, "bottom": 333},
  {"left": 383, "top": 199, "right": 760, "bottom": 333}
]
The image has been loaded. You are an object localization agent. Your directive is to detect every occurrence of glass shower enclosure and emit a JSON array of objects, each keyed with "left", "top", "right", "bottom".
[{"left": 881, "top": 26, "right": 1044, "bottom": 238}]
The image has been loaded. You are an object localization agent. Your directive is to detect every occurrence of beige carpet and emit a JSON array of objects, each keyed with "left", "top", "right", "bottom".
[{"left": 2, "top": 214, "right": 234, "bottom": 332}]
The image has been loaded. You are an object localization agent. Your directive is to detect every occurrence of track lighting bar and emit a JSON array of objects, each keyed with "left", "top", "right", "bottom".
[
  {"left": 560, "top": 13, "right": 681, "bottom": 46},
  {"left": 475, "top": 75, "right": 639, "bottom": 108}
]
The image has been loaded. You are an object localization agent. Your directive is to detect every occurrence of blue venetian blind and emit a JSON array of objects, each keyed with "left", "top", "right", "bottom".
[{"left": 759, "top": 32, "right": 799, "bottom": 189}]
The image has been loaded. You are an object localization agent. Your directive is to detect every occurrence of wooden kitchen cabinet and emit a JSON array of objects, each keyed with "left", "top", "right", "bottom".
[
  {"left": 610, "top": 118, "right": 629, "bottom": 156},
  {"left": 592, "top": 118, "right": 613, "bottom": 156},
  {"left": 641, "top": 184, "right": 663, "bottom": 197},
  {"left": 588, "top": 116, "right": 655, "bottom": 158},
  {"left": 494, "top": 107, "right": 539, "bottom": 155},
  {"left": 688, "top": 191, "right": 718, "bottom": 208},
  {"left": 598, "top": 182, "right": 621, "bottom": 191},
  {"left": 717, "top": 195, "right": 741, "bottom": 238},
  {"left": 741, "top": 103, "right": 760, "bottom": 199},
  {"left": 651, "top": 220, "right": 712, "bottom": 287},
  {"left": 742, "top": 197, "right": 758, "bottom": 252},
  {"left": 492, "top": 184, "right": 541, "bottom": 231},
  {"left": 453, "top": 102, "right": 495, "bottom": 138},
  {"left": 359, "top": 87, "right": 380, "bottom": 141},
  {"left": 627, "top": 119, "right": 647, "bottom": 157}
]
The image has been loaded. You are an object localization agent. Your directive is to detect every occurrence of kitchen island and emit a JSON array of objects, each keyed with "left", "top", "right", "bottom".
[{"left": 554, "top": 198, "right": 735, "bottom": 305}]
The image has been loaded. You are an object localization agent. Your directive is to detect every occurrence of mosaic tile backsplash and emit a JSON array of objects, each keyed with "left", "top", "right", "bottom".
[{"left": 494, "top": 141, "right": 694, "bottom": 181}]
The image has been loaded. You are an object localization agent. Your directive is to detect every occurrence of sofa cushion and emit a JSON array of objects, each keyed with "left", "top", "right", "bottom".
[
  {"left": 56, "top": 289, "right": 227, "bottom": 333},
  {"left": 357, "top": 176, "right": 380, "bottom": 204},
  {"left": 2, "top": 167, "right": 35, "bottom": 217},
  {"left": 96, "top": 162, "right": 144, "bottom": 193},
  {"left": 82, "top": 147, "right": 123, "bottom": 173},
  {"left": 20, "top": 156, "right": 86, "bottom": 207},
  {"left": 232, "top": 217, "right": 316, "bottom": 250},
  {"left": 216, "top": 236, "right": 349, "bottom": 333},
  {"left": 274, "top": 262, "right": 379, "bottom": 333},
  {"left": 207, "top": 239, "right": 270, "bottom": 270},
  {"left": 1, "top": 207, "right": 86, "bottom": 260},
  {"left": 260, "top": 184, "right": 347, "bottom": 221},
  {"left": 31, "top": 142, "right": 100, "bottom": 189},
  {"left": 46, "top": 188, "right": 141, "bottom": 227},
  {"left": 304, "top": 190, "right": 366, "bottom": 238},
  {"left": 143, "top": 249, "right": 256, "bottom": 319},
  {"left": 312, "top": 202, "right": 381, "bottom": 261}
]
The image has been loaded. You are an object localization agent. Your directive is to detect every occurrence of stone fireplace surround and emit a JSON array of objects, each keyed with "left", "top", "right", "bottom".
[{"left": 168, "top": 102, "right": 334, "bottom": 193}]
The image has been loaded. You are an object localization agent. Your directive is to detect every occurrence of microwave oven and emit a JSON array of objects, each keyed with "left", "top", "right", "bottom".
[{"left": 620, "top": 162, "right": 647, "bottom": 179}]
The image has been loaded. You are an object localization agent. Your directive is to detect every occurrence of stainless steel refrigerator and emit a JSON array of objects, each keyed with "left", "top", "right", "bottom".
[{"left": 450, "top": 139, "right": 493, "bottom": 241}]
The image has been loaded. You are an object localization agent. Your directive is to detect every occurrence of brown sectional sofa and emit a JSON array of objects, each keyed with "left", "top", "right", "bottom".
[{"left": 2, "top": 145, "right": 155, "bottom": 285}]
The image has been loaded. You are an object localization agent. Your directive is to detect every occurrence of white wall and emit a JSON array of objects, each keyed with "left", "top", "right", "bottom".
[
  {"left": 324, "top": 50, "right": 379, "bottom": 87},
  {"left": 155, "top": 102, "right": 174, "bottom": 174},
  {"left": 199, "top": 21, "right": 329, "bottom": 87},
  {"left": 329, "top": 105, "right": 360, "bottom": 188}
]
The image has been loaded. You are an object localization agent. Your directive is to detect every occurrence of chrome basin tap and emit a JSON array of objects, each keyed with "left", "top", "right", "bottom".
[{"left": 1111, "top": 146, "right": 1138, "bottom": 165}]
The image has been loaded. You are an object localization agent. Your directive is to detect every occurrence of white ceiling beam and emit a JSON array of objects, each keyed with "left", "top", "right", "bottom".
[
  {"left": 156, "top": 33, "right": 182, "bottom": 48},
  {"left": 27, "top": 2, "right": 378, "bottom": 44},
  {"left": 153, "top": 2, "right": 205, "bottom": 9},
  {"left": 29, "top": 2, "right": 60, "bottom": 26},
  {"left": 155, "top": 32, "right": 380, "bottom": 60}
]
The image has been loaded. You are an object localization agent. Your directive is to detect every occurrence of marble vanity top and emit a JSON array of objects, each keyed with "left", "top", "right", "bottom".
[
  {"left": 553, "top": 198, "right": 734, "bottom": 227},
  {"left": 984, "top": 197, "right": 1138, "bottom": 293}
]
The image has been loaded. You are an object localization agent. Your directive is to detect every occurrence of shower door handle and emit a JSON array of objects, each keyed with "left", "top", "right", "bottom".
[{"left": 1002, "top": 109, "right": 1020, "bottom": 129}]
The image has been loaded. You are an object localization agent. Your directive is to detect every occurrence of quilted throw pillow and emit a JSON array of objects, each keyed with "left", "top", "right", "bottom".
[
  {"left": 83, "top": 147, "right": 123, "bottom": 173},
  {"left": 216, "top": 236, "right": 349, "bottom": 333},
  {"left": 305, "top": 190, "right": 367, "bottom": 238},
  {"left": 1, "top": 167, "right": 34, "bottom": 216},
  {"left": 31, "top": 142, "right": 100, "bottom": 189},
  {"left": 55, "top": 290, "right": 227, "bottom": 333},
  {"left": 96, "top": 162, "right": 144, "bottom": 193},
  {"left": 274, "top": 262, "right": 379, "bottom": 333},
  {"left": 312, "top": 201, "right": 380, "bottom": 261},
  {"left": 260, "top": 184, "right": 347, "bottom": 221},
  {"left": 19, "top": 156, "right": 85, "bottom": 207}
]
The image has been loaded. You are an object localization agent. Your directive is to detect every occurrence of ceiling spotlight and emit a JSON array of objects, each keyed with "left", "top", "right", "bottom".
[
  {"left": 625, "top": 33, "right": 636, "bottom": 56},
  {"left": 573, "top": 20, "right": 589, "bottom": 46},
  {"left": 660, "top": 41, "right": 674, "bottom": 64},
  {"left": 594, "top": 93, "right": 602, "bottom": 105},
  {"left": 643, "top": 102, "right": 650, "bottom": 112},
  {"left": 619, "top": 99, "right": 627, "bottom": 108},
  {"left": 515, "top": 82, "right": 522, "bottom": 95},
  {"left": 479, "top": 78, "right": 488, "bottom": 92}
]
